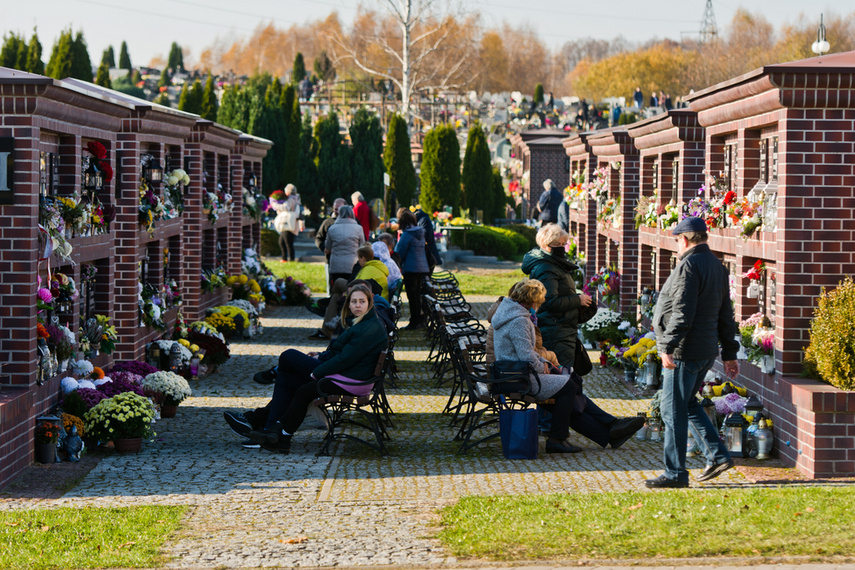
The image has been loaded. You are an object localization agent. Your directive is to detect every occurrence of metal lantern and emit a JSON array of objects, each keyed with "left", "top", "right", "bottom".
[
  {"left": 755, "top": 417, "right": 774, "bottom": 460},
  {"left": 635, "top": 412, "right": 648, "bottom": 441},
  {"left": 744, "top": 395, "right": 764, "bottom": 422},
  {"left": 142, "top": 155, "right": 163, "bottom": 183},
  {"left": 701, "top": 395, "right": 718, "bottom": 429},
  {"left": 169, "top": 343, "right": 182, "bottom": 372},
  {"left": 724, "top": 412, "right": 749, "bottom": 458},
  {"left": 247, "top": 171, "right": 258, "bottom": 189},
  {"left": 148, "top": 343, "right": 161, "bottom": 369},
  {"left": 720, "top": 382, "right": 736, "bottom": 396}
]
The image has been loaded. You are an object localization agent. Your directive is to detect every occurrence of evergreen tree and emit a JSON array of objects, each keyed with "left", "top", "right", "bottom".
[
  {"left": 157, "top": 68, "right": 171, "bottom": 89},
  {"left": 201, "top": 74, "right": 218, "bottom": 121},
  {"left": 217, "top": 83, "right": 251, "bottom": 132},
  {"left": 70, "top": 31, "right": 93, "bottom": 81},
  {"left": 292, "top": 52, "right": 306, "bottom": 83},
  {"left": 94, "top": 62, "right": 112, "bottom": 88},
  {"left": 112, "top": 74, "right": 145, "bottom": 98},
  {"left": 26, "top": 30, "right": 44, "bottom": 74},
  {"left": 296, "top": 113, "right": 320, "bottom": 219},
  {"left": 489, "top": 167, "right": 507, "bottom": 225},
  {"left": 461, "top": 121, "right": 492, "bottom": 223},
  {"left": 314, "top": 112, "right": 352, "bottom": 203},
  {"left": 419, "top": 124, "right": 461, "bottom": 215},
  {"left": 313, "top": 50, "right": 335, "bottom": 83},
  {"left": 383, "top": 114, "right": 417, "bottom": 213},
  {"left": 0, "top": 33, "right": 25, "bottom": 70},
  {"left": 130, "top": 69, "right": 142, "bottom": 85},
  {"left": 101, "top": 45, "right": 115, "bottom": 68},
  {"left": 45, "top": 29, "right": 74, "bottom": 80},
  {"left": 349, "top": 108, "right": 384, "bottom": 202},
  {"left": 187, "top": 79, "right": 204, "bottom": 114},
  {"left": 249, "top": 89, "right": 286, "bottom": 192},
  {"left": 153, "top": 92, "right": 171, "bottom": 107},
  {"left": 118, "top": 41, "right": 131, "bottom": 71},
  {"left": 177, "top": 81, "right": 189, "bottom": 111},
  {"left": 534, "top": 83, "right": 544, "bottom": 104},
  {"left": 280, "top": 84, "right": 301, "bottom": 185},
  {"left": 167, "top": 42, "right": 184, "bottom": 72}
]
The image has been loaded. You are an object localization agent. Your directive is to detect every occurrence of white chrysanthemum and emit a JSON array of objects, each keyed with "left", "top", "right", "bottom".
[
  {"left": 60, "top": 377, "right": 79, "bottom": 394},
  {"left": 70, "top": 359, "right": 94, "bottom": 376},
  {"left": 78, "top": 379, "right": 96, "bottom": 390}
]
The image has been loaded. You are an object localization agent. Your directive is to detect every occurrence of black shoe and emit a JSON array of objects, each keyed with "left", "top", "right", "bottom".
[
  {"left": 224, "top": 411, "right": 252, "bottom": 437},
  {"left": 609, "top": 416, "right": 646, "bottom": 449},
  {"left": 644, "top": 475, "right": 689, "bottom": 489},
  {"left": 248, "top": 427, "right": 281, "bottom": 446},
  {"left": 545, "top": 439, "right": 583, "bottom": 453},
  {"left": 261, "top": 435, "right": 292, "bottom": 454},
  {"left": 304, "top": 302, "right": 325, "bottom": 317},
  {"left": 696, "top": 459, "right": 735, "bottom": 482},
  {"left": 307, "top": 329, "right": 331, "bottom": 341},
  {"left": 241, "top": 439, "right": 261, "bottom": 449},
  {"left": 253, "top": 368, "right": 277, "bottom": 385}
]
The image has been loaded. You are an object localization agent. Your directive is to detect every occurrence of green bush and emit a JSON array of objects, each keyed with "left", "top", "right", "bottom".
[
  {"left": 448, "top": 226, "right": 529, "bottom": 259},
  {"left": 804, "top": 276, "right": 855, "bottom": 390},
  {"left": 490, "top": 227, "right": 528, "bottom": 254},
  {"left": 504, "top": 224, "right": 538, "bottom": 251},
  {"left": 260, "top": 228, "right": 280, "bottom": 257}
]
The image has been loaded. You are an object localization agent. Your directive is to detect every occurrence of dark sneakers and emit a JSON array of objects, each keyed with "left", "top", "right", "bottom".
[
  {"left": 545, "top": 439, "right": 584, "bottom": 453},
  {"left": 241, "top": 439, "right": 261, "bottom": 449},
  {"left": 253, "top": 368, "right": 277, "bottom": 385},
  {"left": 644, "top": 475, "right": 689, "bottom": 489},
  {"left": 224, "top": 411, "right": 252, "bottom": 437},
  {"left": 609, "top": 416, "right": 646, "bottom": 449},
  {"left": 261, "top": 436, "right": 292, "bottom": 454},
  {"left": 696, "top": 459, "right": 735, "bottom": 482}
]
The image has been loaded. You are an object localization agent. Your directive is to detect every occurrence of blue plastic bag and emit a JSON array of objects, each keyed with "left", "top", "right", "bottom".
[{"left": 498, "top": 407, "right": 539, "bottom": 460}]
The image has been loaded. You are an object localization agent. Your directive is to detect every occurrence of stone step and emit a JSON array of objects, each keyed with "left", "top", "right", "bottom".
[
  {"left": 439, "top": 249, "right": 473, "bottom": 263},
  {"left": 457, "top": 254, "right": 498, "bottom": 264}
]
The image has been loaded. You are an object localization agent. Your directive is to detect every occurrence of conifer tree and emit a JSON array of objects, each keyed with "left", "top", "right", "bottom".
[
  {"left": 70, "top": 31, "right": 93, "bottom": 81},
  {"left": 167, "top": 42, "right": 184, "bottom": 72},
  {"left": 201, "top": 74, "right": 218, "bottom": 121},
  {"left": 45, "top": 29, "right": 74, "bottom": 80},
  {"left": 349, "top": 108, "right": 384, "bottom": 202},
  {"left": 26, "top": 30, "right": 44, "bottom": 74},
  {"left": 118, "top": 41, "right": 131, "bottom": 71},
  {"left": 130, "top": 69, "right": 142, "bottom": 85},
  {"left": 419, "top": 124, "right": 461, "bottom": 215},
  {"left": 489, "top": 167, "right": 507, "bottom": 224},
  {"left": 153, "top": 92, "right": 171, "bottom": 107},
  {"left": 177, "top": 81, "right": 189, "bottom": 111},
  {"left": 382, "top": 114, "right": 417, "bottom": 213},
  {"left": 101, "top": 46, "right": 115, "bottom": 68},
  {"left": 94, "top": 62, "right": 112, "bottom": 88},
  {"left": 314, "top": 112, "right": 352, "bottom": 202},
  {"left": 534, "top": 82, "right": 544, "bottom": 104},
  {"left": 0, "top": 33, "right": 25, "bottom": 70},
  {"left": 249, "top": 89, "right": 286, "bottom": 191},
  {"left": 187, "top": 79, "right": 204, "bottom": 114},
  {"left": 280, "top": 84, "right": 300, "bottom": 185},
  {"left": 296, "top": 114, "right": 320, "bottom": 218},
  {"left": 292, "top": 53, "right": 306, "bottom": 83},
  {"left": 461, "top": 121, "right": 492, "bottom": 222},
  {"left": 157, "top": 68, "right": 171, "bottom": 89}
]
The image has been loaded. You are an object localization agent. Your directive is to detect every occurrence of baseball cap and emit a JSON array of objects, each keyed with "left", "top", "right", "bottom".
[{"left": 672, "top": 216, "right": 708, "bottom": 235}]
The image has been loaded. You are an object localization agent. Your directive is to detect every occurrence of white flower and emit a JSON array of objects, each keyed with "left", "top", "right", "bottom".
[
  {"left": 60, "top": 377, "right": 79, "bottom": 394},
  {"left": 70, "top": 359, "right": 94, "bottom": 376},
  {"left": 246, "top": 195, "right": 256, "bottom": 207},
  {"left": 93, "top": 378, "right": 110, "bottom": 387},
  {"left": 618, "top": 321, "right": 631, "bottom": 330},
  {"left": 142, "top": 371, "right": 192, "bottom": 402},
  {"left": 167, "top": 175, "right": 180, "bottom": 186},
  {"left": 78, "top": 379, "right": 96, "bottom": 390}
]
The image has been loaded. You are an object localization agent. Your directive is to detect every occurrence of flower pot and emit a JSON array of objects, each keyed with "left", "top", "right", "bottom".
[
  {"left": 113, "top": 437, "right": 143, "bottom": 453},
  {"left": 35, "top": 442, "right": 57, "bottom": 464},
  {"left": 160, "top": 403, "right": 179, "bottom": 418}
]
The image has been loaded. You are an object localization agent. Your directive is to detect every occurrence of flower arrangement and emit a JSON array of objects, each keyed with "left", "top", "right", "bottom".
[
  {"left": 205, "top": 312, "right": 236, "bottom": 335},
  {"left": 433, "top": 211, "right": 452, "bottom": 224},
  {"left": 201, "top": 267, "right": 228, "bottom": 292},
  {"left": 84, "top": 392, "right": 156, "bottom": 441},
  {"left": 583, "top": 266, "right": 621, "bottom": 312},
  {"left": 683, "top": 186, "right": 727, "bottom": 229},
  {"left": 203, "top": 184, "right": 233, "bottom": 223},
  {"left": 62, "top": 413, "right": 85, "bottom": 438},
  {"left": 49, "top": 272, "right": 79, "bottom": 307},
  {"left": 112, "top": 360, "right": 160, "bottom": 377},
  {"left": 163, "top": 168, "right": 190, "bottom": 216},
  {"left": 583, "top": 166, "right": 609, "bottom": 204},
  {"left": 227, "top": 299, "right": 260, "bottom": 320},
  {"left": 242, "top": 248, "right": 265, "bottom": 278},
  {"left": 622, "top": 337, "right": 659, "bottom": 367},
  {"left": 152, "top": 339, "right": 193, "bottom": 368},
  {"left": 188, "top": 329, "right": 230, "bottom": 369},
  {"left": 189, "top": 321, "right": 226, "bottom": 342},
  {"left": 57, "top": 195, "right": 87, "bottom": 234},
  {"left": 141, "top": 371, "right": 192, "bottom": 405},
  {"left": 742, "top": 260, "right": 765, "bottom": 281},
  {"left": 97, "top": 375, "right": 146, "bottom": 398},
  {"left": 597, "top": 195, "right": 621, "bottom": 230},
  {"left": 85, "top": 141, "right": 113, "bottom": 185},
  {"left": 226, "top": 274, "right": 262, "bottom": 301},
  {"left": 38, "top": 197, "right": 73, "bottom": 261},
  {"left": 35, "top": 420, "right": 62, "bottom": 444},
  {"left": 242, "top": 186, "right": 267, "bottom": 219},
  {"left": 738, "top": 312, "right": 774, "bottom": 365},
  {"left": 579, "top": 308, "right": 624, "bottom": 346},
  {"left": 139, "top": 283, "right": 167, "bottom": 330},
  {"left": 138, "top": 179, "right": 164, "bottom": 236}
]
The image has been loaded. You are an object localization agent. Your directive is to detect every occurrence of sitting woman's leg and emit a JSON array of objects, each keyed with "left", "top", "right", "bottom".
[
  {"left": 279, "top": 379, "right": 351, "bottom": 434},
  {"left": 265, "top": 349, "right": 321, "bottom": 430},
  {"left": 568, "top": 395, "right": 615, "bottom": 448}
]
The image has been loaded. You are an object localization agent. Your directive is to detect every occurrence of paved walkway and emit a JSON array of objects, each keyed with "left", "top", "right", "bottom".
[{"left": 0, "top": 297, "right": 815, "bottom": 569}]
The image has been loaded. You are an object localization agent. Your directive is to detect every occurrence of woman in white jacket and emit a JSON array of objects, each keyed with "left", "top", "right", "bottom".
[
  {"left": 491, "top": 279, "right": 643, "bottom": 453},
  {"left": 272, "top": 184, "right": 301, "bottom": 262}
]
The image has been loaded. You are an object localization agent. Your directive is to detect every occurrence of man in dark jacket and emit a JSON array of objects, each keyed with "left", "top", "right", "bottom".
[
  {"left": 415, "top": 208, "right": 441, "bottom": 272},
  {"left": 646, "top": 216, "right": 740, "bottom": 489},
  {"left": 314, "top": 198, "right": 347, "bottom": 294},
  {"left": 556, "top": 197, "right": 570, "bottom": 233},
  {"left": 536, "top": 179, "right": 563, "bottom": 226}
]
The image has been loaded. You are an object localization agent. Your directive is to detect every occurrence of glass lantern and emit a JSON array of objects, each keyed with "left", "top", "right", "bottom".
[
  {"left": 147, "top": 343, "right": 161, "bottom": 369},
  {"left": 190, "top": 353, "right": 201, "bottom": 380},
  {"left": 648, "top": 415, "right": 662, "bottom": 442},
  {"left": 744, "top": 396, "right": 763, "bottom": 422},
  {"left": 169, "top": 343, "right": 182, "bottom": 372},
  {"left": 755, "top": 417, "right": 774, "bottom": 460},
  {"left": 635, "top": 412, "right": 648, "bottom": 441},
  {"left": 724, "top": 412, "right": 749, "bottom": 457}
]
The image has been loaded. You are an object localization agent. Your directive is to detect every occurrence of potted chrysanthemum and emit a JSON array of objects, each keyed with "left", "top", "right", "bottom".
[
  {"left": 141, "top": 371, "right": 192, "bottom": 418},
  {"left": 84, "top": 392, "right": 156, "bottom": 453}
]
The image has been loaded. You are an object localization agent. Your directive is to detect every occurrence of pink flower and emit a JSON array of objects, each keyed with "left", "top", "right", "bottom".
[{"left": 38, "top": 288, "right": 53, "bottom": 303}]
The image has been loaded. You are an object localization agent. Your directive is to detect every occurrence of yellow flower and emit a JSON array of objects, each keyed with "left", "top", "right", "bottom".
[
  {"left": 238, "top": 275, "right": 248, "bottom": 285},
  {"left": 189, "top": 344, "right": 200, "bottom": 352},
  {"left": 178, "top": 339, "right": 191, "bottom": 348},
  {"left": 226, "top": 276, "right": 238, "bottom": 286}
]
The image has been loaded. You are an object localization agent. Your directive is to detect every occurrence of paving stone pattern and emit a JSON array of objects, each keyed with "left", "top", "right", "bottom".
[{"left": 2, "top": 296, "right": 751, "bottom": 568}]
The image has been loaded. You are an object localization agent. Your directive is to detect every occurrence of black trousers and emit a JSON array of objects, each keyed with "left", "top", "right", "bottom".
[
  {"left": 403, "top": 272, "right": 427, "bottom": 325},
  {"left": 279, "top": 231, "right": 296, "bottom": 261}
]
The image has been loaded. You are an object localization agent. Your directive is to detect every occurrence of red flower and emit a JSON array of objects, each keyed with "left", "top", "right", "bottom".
[
  {"left": 37, "top": 323, "right": 50, "bottom": 339},
  {"left": 100, "top": 162, "right": 113, "bottom": 183},
  {"left": 86, "top": 141, "right": 107, "bottom": 160},
  {"left": 723, "top": 190, "right": 737, "bottom": 205}
]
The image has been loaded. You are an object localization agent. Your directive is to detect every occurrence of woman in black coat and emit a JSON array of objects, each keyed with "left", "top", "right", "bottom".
[{"left": 247, "top": 284, "right": 387, "bottom": 453}]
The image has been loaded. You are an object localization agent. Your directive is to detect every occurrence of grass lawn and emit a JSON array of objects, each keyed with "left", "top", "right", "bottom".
[
  {"left": 439, "top": 486, "right": 855, "bottom": 561},
  {"left": 452, "top": 269, "right": 525, "bottom": 297},
  {"left": 0, "top": 505, "right": 185, "bottom": 569},
  {"left": 264, "top": 259, "right": 327, "bottom": 294}
]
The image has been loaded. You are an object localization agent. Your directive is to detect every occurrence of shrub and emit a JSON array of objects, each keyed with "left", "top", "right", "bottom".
[
  {"left": 803, "top": 276, "right": 855, "bottom": 390},
  {"left": 490, "top": 227, "right": 529, "bottom": 255},
  {"left": 503, "top": 224, "right": 538, "bottom": 251},
  {"left": 448, "top": 226, "right": 521, "bottom": 260},
  {"left": 260, "top": 227, "right": 280, "bottom": 256}
]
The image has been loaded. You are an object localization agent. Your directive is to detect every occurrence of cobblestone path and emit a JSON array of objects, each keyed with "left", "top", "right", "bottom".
[{"left": 4, "top": 297, "right": 751, "bottom": 568}]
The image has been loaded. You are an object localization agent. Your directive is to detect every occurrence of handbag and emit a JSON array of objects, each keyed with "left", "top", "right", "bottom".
[
  {"left": 497, "top": 398, "right": 539, "bottom": 460},
  {"left": 489, "top": 360, "right": 539, "bottom": 396},
  {"left": 574, "top": 341, "right": 593, "bottom": 377},
  {"left": 578, "top": 301, "right": 598, "bottom": 324}
]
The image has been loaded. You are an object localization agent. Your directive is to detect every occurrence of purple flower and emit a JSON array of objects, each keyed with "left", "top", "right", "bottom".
[
  {"left": 110, "top": 371, "right": 143, "bottom": 385},
  {"left": 99, "top": 376, "right": 145, "bottom": 397},
  {"left": 111, "top": 360, "right": 160, "bottom": 376},
  {"left": 75, "top": 387, "right": 108, "bottom": 409},
  {"left": 38, "top": 288, "right": 53, "bottom": 303}
]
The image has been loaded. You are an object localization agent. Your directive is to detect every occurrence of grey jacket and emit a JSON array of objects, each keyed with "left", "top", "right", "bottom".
[
  {"left": 653, "top": 243, "right": 739, "bottom": 361},
  {"left": 325, "top": 218, "right": 365, "bottom": 274},
  {"left": 490, "top": 296, "right": 570, "bottom": 399}
]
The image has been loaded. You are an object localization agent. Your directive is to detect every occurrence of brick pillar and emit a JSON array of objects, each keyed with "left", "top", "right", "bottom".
[
  {"left": 113, "top": 134, "right": 142, "bottom": 362},
  {"left": 619, "top": 155, "right": 639, "bottom": 313},
  {"left": 228, "top": 153, "right": 244, "bottom": 276},
  {"left": 183, "top": 144, "right": 204, "bottom": 321}
]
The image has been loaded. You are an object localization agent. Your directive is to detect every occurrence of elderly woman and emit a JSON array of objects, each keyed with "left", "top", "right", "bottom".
[
  {"left": 272, "top": 184, "right": 301, "bottom": 262},
  {"left": 325, "top": 205, "right": 365, "bottom": 286},
  {"left": 492, "top": 279, "right": 645, "bottom": 451},
  {"left": 395, "top": 208, "right": 430, "bottom": 330},
  {"left": 521, "top": 223, "right": 592, "bottom": 369}
]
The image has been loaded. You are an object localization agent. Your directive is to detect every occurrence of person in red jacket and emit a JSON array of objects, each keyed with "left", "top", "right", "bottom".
[{"left": 352, "top": 191, "right": 371, "bottom": 240}]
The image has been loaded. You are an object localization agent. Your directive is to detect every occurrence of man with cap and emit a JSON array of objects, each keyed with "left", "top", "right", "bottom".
[
  {"left": 646, "top": 216, "right": 740, "bottom": 488},
  {"left": 536, "top": 179, "right": 563, "bottom": 227}
]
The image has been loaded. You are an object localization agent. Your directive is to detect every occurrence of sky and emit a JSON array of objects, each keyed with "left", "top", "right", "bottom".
[{"left": 2, "top": 0, "right": 841, "bottom": 69}]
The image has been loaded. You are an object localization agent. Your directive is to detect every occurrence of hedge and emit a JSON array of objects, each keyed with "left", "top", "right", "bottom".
[
  {"left": 261, "top": 228, "right": 280, "bottom": 257},
  {"left": 448, "top": 225, "right": 529, "bottom": 260}
]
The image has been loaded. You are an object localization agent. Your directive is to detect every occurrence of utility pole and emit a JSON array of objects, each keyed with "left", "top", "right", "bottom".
[{"left": 700, "top": 0, "right": 718, "bottom": 43}]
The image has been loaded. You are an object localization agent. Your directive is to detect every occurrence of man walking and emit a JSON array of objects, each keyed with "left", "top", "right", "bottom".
[
  {"left": 536, "top": 179, "right": 562, "bottom": 227},
  {"left": 646, "top": 216, "right": 740, "bottom": 488}
]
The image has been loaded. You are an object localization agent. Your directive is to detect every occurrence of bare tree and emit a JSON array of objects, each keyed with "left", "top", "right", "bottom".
[{"left": 330, "top": 0, "right": 476, "bottom": 116}]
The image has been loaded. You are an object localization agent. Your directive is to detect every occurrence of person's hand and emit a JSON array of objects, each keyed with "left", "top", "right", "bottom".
[
  {"left": 543, "top": 362, "right": 551, "bottom": 374},
  {"left": 723, "top": 359, "right": 739, "bottom": 379},
  {"left": 307, "top": 351, "right": 319, "bottom": 358},
  {"left": 579, "top": 293, "right": 593, "bottom": 306},
  {"left": 661, "top": 353, "right": 676, "bottom": 369}
]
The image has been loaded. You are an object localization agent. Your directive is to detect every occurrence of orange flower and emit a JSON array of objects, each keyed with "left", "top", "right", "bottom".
[
  {"left": 37, "top": 323, "right": 50, "bottom": 339},
  {"left": 91, "top": 366, "right": 105, "bottom": 380}
]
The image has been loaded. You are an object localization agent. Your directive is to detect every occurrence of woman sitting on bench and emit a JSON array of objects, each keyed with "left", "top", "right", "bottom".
[{"left": 247, "top": 284, "right": 388, "bottom": 453}]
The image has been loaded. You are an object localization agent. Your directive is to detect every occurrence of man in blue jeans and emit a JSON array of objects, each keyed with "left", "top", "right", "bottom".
[{"left": 646, "top": 216, "right": 740, "bottom": 488}]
